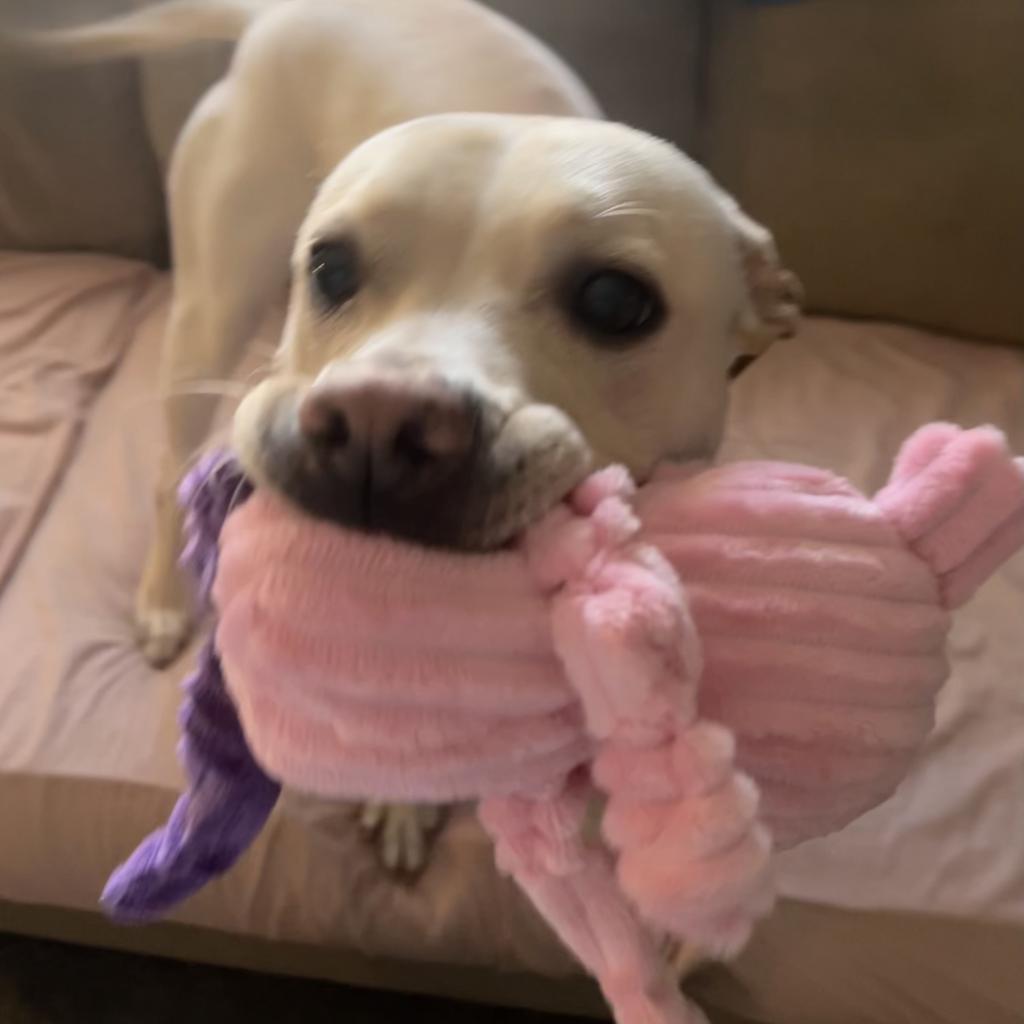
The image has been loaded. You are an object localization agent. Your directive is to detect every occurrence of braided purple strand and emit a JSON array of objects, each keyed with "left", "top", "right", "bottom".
[{"left": 101, "top": 453, "right": 280, "bottom": 921}]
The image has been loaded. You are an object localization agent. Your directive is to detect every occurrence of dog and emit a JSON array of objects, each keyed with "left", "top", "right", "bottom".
[{"left": 8, "top": 0, "right": 800, "bottom": 883}]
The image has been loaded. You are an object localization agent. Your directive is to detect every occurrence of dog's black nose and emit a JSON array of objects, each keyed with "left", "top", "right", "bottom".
[{"left": 294, "top": 371, "right": 481, "bottom": 531}]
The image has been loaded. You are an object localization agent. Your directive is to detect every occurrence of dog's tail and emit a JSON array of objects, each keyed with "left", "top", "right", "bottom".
[{"left": 0, "top": 0, "right": 277, "bottom": 65}]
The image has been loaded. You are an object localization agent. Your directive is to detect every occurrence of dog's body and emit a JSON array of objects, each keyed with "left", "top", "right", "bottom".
[{"left": 8, "top": 0, "right": 799, "bottom": 876}]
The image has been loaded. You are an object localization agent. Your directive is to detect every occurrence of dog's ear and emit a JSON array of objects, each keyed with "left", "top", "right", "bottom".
[{"left": 717, "top": 191, "right": 803, "bottom": 356}]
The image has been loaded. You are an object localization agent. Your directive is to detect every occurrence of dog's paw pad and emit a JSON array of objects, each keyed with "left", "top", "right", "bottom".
[{"left": 136, "top": 608, "right": 192, "bottom": 668}]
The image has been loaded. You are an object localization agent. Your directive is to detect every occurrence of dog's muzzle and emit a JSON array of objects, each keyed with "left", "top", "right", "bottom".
[{"left": 260, "top": 369, "right": 496, "bottom": 547}]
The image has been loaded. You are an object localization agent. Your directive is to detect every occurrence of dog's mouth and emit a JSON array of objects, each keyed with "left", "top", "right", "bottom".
[{"left": 234, "top": 379, "right": 593, "bottom": 551}]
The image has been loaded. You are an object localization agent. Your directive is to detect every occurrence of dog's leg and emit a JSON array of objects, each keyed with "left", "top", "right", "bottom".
[{"left": 137, "top": 79, "right": 312, "bottom": 665}]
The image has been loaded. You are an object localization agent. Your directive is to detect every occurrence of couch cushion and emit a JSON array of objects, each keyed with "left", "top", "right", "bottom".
[
  {"left": 1, "top": 255, "right": 1023, "bottom": 1020},
  {"left": 703, "top": 0, "right": 1024, "bottom": 345},
  {"left": 0, "top": 252, "right": 157, "bottom": 594}
]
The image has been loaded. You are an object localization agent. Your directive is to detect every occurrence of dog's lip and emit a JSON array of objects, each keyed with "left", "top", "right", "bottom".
[
  {"left": 506, "top": 472, "right": 593, "bottom": 549},
  {"left": 263, "top": 464, "right": 581, "bottom": 555}
]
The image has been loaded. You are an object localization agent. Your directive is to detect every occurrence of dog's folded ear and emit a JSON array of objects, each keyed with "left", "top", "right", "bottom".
[{"left": 718, "top": 191, "right": 803, "bottom": 356}]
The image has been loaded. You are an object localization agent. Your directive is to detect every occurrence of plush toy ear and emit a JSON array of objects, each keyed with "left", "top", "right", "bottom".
[{"left": 718, "top": 191, "right": 803, "bottom": 356}]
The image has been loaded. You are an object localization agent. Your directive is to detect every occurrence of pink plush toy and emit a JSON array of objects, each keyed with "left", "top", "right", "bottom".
[{"left": 105, "top": 423, "right": 1024, "bottom": 1024}]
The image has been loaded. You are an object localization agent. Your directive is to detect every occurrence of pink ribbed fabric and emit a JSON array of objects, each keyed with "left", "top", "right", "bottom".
[{"left": 212, "top": 423, "right": 1024, "bottom": 1024}]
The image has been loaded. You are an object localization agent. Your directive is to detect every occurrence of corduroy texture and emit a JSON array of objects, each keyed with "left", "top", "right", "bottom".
[{"left": 103, "top": 423, "right": 1024, "bottom": 1024}]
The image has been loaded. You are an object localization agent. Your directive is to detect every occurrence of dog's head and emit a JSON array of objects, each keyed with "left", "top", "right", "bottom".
[{"left": 234, "top": 115, "right": 800, "bottom": 548}]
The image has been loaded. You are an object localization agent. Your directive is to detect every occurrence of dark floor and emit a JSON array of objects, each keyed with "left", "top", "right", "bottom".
[{"left": 0, "top": 932, "right": 587, "bottom": 1024}]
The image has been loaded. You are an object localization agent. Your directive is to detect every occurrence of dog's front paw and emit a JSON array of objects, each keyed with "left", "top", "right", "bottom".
[
  {"left": 662, "top": 936, "right": 707, "bottom": 981},
  {"left": 135, "top": 548, "right": 194, "bottom": 668},
  {"left": 360, "top": 802, "right": 446, "bottom": 875},
  {"left": 136, "top": 606, "right": 193, "bottom": 668}
]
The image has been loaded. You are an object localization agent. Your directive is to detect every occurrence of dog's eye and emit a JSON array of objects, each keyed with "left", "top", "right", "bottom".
[
  {"left": 568, "top": 269, "right": 664, "bottom": 341},
  {"left": 310, "top": 240, "right": 360, "bottom": 309}
]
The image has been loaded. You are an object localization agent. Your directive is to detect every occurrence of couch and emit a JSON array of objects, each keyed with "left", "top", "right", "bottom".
[{"left": 1, "top": 2, "right": 1023, "bottom": 1022}]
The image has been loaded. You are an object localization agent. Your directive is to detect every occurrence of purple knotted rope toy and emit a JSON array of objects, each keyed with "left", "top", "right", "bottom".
[{"left": 102, "top": 456, "right": 278, "bottom": 919}]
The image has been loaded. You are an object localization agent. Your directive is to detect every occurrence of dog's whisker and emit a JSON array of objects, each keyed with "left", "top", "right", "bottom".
[
  {"left": 226, "top": 472, "right": 252, "bottom": 515},
  {"left": 160, "top": 381, "right": 248, "bottom": 400},
  {"left": 242, "top": 362, "right": 276, "bottom": 387}
]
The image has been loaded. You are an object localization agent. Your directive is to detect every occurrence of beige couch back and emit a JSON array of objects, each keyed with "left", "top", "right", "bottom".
[
  {"left": 0, "top": 0, "right": 168, "bottom": 263},
  {"left": 702, "top": 0, "right": 1024, "bottom": 345},
  {"left": 2, "top": 0, "right": 1020, "bottom": 345},
  {"left": 482, "top": 0, "right": 699, "bottom": 151}
]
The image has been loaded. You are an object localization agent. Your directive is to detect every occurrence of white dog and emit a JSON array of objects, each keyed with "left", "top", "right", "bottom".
[{"left": 9, "top": 0, "right": 800, "bottom": 875}]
